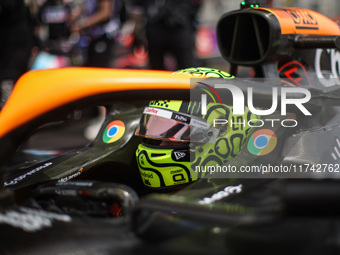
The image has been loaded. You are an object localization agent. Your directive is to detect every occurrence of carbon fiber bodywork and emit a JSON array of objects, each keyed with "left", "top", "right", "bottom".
[{"left": 1, "top": 5, "right": 340, "bottom": 255}]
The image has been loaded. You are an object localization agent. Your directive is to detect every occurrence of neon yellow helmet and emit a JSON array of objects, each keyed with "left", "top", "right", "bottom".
[{"left": 135, "top": 67, "right": 257, "bottom": 189}]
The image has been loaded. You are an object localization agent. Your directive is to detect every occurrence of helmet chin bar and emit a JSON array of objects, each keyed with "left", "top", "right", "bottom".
[{"left": 136, "top": 143, "right": 192, "bottom": 189}]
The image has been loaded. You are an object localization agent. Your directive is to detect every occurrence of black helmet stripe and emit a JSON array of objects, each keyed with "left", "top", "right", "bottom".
[{"left": 179, "top": 101, "right": 190, "bottom": 114}]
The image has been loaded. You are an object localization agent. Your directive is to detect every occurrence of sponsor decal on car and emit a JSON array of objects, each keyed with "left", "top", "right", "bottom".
[
  {"left": 102, "top": 120, "right": 125, "bottom": 143},
  {"left": 4, "top": 162, "right": 53, "bottom": 187},
  {"left": 0, "top": 207, "right": 71, "bottom": 232},
  {"left": 198, "top": 184, "right": 242, "bottom": 205},
  {"left": 58, "top": 168, "right": 83, "bottom": 182},
  {"left": 247, "top": 129, "right": 277, "bottom": 156}
]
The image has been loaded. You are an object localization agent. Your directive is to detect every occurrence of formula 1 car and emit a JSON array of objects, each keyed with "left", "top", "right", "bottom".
[{"left": 1, "top": 4, "right": 340, "bottom": 255}]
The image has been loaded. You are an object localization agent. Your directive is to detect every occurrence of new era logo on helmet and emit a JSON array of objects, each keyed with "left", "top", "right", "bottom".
[{"left": 174, "top": 151, "right": 186, "bottom": 160}]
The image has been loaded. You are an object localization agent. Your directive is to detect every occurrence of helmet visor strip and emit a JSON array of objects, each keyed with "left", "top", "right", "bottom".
[{"left": 135, "top": 107, "right": 218, "bottom": 143}]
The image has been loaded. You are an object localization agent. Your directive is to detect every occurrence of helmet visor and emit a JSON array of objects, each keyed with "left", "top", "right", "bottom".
[{"left": 135, "top": 107, "right": 216, "bottom": 143}]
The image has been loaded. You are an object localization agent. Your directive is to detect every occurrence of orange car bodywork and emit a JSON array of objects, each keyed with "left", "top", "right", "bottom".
[
  {"left": 261, "top": 7, "right": 340, "bottom": 35},
  {"left": 0, "top": 68, "right": 193, "bottom": 139}
]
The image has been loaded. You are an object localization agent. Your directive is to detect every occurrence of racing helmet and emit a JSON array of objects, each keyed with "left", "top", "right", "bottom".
[{"left": 135, "top": 67, "right": 258, "bottom": 189}]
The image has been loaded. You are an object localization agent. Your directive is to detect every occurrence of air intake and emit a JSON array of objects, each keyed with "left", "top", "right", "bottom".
[
  {"left": 217, "top": 9, "right": 275, "bottom": 65},
  {"left": 216, "top": 8, "right": 340, "bottom": 66}
]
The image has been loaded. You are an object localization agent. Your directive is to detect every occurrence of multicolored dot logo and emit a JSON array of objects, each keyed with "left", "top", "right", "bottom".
[
  {"left": 247, "top": 129, "right": 277, "bottom": 156},
  {"left": 102, "top": 120, "right": 125, "bottom": 144}
]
